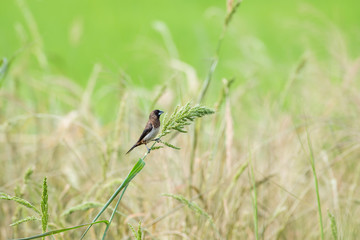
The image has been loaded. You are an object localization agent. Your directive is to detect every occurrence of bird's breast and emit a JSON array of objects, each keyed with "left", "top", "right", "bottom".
[{"left": 143, "top": 127, "right": 160, "bottom": 142}]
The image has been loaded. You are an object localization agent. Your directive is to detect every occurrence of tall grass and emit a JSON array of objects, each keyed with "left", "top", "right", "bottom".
[
  {"left": 1, "top": 0, "right": 360, "bottom": 239},
  {"left": 249, "top": 152, "right": 259, "bottom": 240}
]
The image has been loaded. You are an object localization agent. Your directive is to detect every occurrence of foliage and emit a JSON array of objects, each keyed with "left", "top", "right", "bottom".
[
  {"left": 159, "top": 103, "right": 215, "bottom": 138},
  {"left": 163, "top": 193, "right": 215, "bottom": 226},
  {"left": 79, "top": 103, "right": 214, "bottom": 240},
  {"left": 40, "top": 177, "right": 48, "bottom": 234},
  {"left": 0, "top": 193, "right": 40, "bottom": 214},
  {"left": 0, "top": 0, "right": 359, "bottom": 239},
  {"left": 129, "top": 221, "right": 143, "bottom": 240},
  {"left": 328, "top": 210, "right": 338, "bottom": 240}
]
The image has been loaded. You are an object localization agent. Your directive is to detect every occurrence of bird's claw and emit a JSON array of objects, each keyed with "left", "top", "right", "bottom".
[
  {"left": 153, "top": 138, "right": 161, "bottom": 143},
  {"left": 146, "top": 144, "right": 151, "bottom": 153}
]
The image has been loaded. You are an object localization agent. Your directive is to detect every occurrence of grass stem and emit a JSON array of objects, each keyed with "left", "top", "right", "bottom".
[
  {"left": 306, "top": 129, "right": 324, "bottom": 240},
  {"left": 101, "top": 184, "right": 129, "bottom": 240},
  {"left": 249, "top": 152, "right": 259, "bottom": 240}
]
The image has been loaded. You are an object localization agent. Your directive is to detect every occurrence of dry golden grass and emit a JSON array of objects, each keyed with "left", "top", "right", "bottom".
[{"left": 1, "top": 44, "right": 360, "bottom": 239}]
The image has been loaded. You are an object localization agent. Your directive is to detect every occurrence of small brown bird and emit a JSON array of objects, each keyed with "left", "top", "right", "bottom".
[{"left": 126, "top": 110, "right": 164, "bottom": 154}]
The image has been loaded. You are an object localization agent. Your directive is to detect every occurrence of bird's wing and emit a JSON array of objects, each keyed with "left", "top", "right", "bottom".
[{"left": 137, "top": 121, "right": 153, "bottom": 143}]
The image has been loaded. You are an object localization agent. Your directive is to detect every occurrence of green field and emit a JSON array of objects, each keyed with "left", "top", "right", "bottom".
[{"left": 1, "top": 0, "right": 360, "bottom": 239}]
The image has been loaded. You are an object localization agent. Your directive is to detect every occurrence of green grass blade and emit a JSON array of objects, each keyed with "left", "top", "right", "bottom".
[
  {"left": 224, "top": 162, "right": 248, "bottom": 199},
  {"left": 11, "top": 220, "right": 108, "bottom": 240},
  {"left": 102, "top": 184, "right": 129, "bottom": 240},
  {"left": 80, "top": 159, "right": 145, "bottom": 239}
]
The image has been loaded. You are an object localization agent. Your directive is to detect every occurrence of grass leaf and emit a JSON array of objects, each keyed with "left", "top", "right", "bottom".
[
  {"left": 306, "top": 129, "right": 324, "bottom": 240},
  {"left": 12, "top": 220, "right": 109, "bottom": 240},
  {"left": 80, "top": 159, "right": 145, "bottom": 239}
]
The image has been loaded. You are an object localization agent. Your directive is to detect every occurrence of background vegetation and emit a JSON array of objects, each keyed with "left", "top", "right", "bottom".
[{"left": 1, "top": 0, "right": 360, "bottom": 239}]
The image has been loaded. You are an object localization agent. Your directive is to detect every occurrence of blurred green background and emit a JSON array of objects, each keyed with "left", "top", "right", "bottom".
[
  {"left": 1, "top": 0, "right": 359, "bottom": 123},
  {"left": 2, "top": 0, "right": 359, "bottom": 89}
]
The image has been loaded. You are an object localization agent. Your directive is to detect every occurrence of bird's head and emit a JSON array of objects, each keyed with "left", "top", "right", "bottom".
[{"left": 150, "top": 109, "right": 164, "bottom": 119}]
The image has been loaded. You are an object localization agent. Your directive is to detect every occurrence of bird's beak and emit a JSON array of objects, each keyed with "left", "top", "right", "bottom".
[{"left": 159, "top": 110, "right": 164, "bottom": 115}]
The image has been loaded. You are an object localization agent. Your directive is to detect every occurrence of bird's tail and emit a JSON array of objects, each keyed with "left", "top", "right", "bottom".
[{"left": 126, "top": 142, "right": 141, "bottom": 154}]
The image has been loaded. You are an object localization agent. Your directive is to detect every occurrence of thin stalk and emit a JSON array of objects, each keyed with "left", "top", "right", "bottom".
[
  {"left": 189, "top": 1, "right": 241, "bottom": 197},
  {"left": 80, "top": 141, "right": 158, "bottom": 239},
  {"left": 102, "top": 184, "right": 129, "bottom": 240},
  {"left": 16, "top": 103, "right": 213, "bottom": 239},
  {"left": 249, "top": 152, "right": 259, "bottom": 240},
  {"left": 13, "top": 220, "right": 108, "bottom": 240},
  {"left": 306, "top": 129, "right": 324, "bottom": 240},
  {"left": 80, "top": 159, "right": 145, "bottom": 239}
]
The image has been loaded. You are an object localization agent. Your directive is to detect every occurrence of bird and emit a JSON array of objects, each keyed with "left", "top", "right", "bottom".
[{"left": 126, "top": 109, "right": 164, "bottom": 154}]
